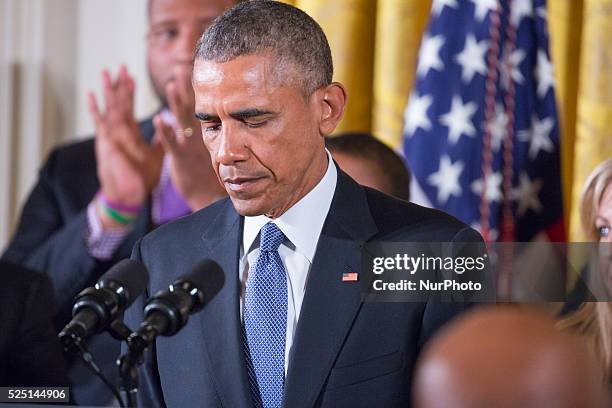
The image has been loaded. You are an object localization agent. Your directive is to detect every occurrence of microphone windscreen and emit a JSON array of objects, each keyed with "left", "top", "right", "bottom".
[
  {"left": 180, "top": 259, "right": 225, "bottom": 304},
  {"left": 100, "top": 259, "right": 149, "bottom": 304}
]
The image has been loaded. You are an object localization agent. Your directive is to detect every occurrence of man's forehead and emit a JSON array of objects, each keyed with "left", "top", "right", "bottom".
[
  {"left": 193, "top": 56, "right": 278, "bottom": 87},
  {"left": 193, "top": 60, "right": 306, "bottom": 115}
]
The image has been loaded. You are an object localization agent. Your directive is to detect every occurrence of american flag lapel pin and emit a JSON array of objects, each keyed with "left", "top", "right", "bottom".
[{"left": 342, "top": 271, "right": 359, "bottom": 282}]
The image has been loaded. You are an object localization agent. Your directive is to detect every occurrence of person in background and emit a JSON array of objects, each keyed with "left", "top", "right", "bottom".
[
  {"left": 326, "top": 132, "right": 410, "bottom": 200},
  {"left": 0, "top": 261, "right": 69, "bottom": 388},
  {"left": 558, "top": 158, "right": 612, "bottom": 388},
  {"left": 1, "top": 0, "right": 235, "bottom": 404},
  {"left": 413, "top": 306, "right": 609, "bottom": 408}
]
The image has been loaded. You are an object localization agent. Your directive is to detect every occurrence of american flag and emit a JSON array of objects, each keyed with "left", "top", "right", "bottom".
[
  {"left": 342, "top": 272, "right": 359, "bottom": 282},
  {"left": 403, "top": 0, "right": 564, "bottom": 242}
]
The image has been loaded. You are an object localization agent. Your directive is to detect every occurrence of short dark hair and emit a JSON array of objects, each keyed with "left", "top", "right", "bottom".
[
  {"left": 326, "top": 133, "right": 411, "bottom": 200},
  {"left": 193, "top": 0, "right": 333, "bottom": 96}
]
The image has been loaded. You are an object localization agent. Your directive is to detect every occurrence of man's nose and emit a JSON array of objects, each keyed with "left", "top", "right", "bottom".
[{"left": 216, "top": 125, "right": 249, "bottom": 166}]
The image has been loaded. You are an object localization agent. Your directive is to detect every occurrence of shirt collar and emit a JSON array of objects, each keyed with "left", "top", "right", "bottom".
[{"left": 242, "top": 150, "right": 337, "bottom": 263}]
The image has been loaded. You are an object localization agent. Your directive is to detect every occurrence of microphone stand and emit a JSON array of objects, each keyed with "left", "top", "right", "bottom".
[
  {"left": 60, "top": 326, "right": 127, "bottom": 408},
  {"left": 116, "top": 313, "right": 168, "bottom": 408},
  {"left": 107, "top": 319, "right": 142, "bottom": 408}
]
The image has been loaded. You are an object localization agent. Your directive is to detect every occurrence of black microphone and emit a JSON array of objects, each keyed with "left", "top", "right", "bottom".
[
  {"left": 118, "top": 259, "right": 224, "bottom": 405},
  {"left": 127, "top": 259, "right": 224, "bottom": 350},
  {"left": 59, "top": 259, "right": 149, "bottom": 350}
]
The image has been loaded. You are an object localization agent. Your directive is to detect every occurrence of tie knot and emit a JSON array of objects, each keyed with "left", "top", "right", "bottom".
[{"left": 259, "top": 222, "right": 285, "bottom": 252}]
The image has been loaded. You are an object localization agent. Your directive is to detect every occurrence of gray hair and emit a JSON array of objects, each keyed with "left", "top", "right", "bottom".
[{"left": 194, "top": 0, "right": 333, "bottom": 96}]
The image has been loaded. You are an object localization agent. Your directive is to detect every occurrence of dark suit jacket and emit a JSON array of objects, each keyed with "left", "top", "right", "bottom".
[
  {"left": 0, "top": 261, "right": 69, "bottom": 387},
  {"left": 1, "top": 119, "right": 154, "bottom": 405},
  {"left": 125, "top": 169, "right": 485, "bottom": 408}
]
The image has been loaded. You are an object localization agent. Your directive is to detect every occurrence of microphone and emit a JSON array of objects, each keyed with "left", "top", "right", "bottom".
[
  {"left": 118, "top": 259, "right": 224, "bottom": 405},
  {"left": 126, "top": 259, "right": 224, "bottom": 351},
  {"left": 59, "top": 259, "right": 149, "bottom": 350}
]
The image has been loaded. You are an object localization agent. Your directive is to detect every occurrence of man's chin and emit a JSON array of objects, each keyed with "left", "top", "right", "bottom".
[{"left": 229, "top": 196, "right": 270, "bottom": 217}]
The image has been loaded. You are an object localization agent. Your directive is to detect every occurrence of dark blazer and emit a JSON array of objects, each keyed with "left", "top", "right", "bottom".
[
  {"left": 1, "top": 119, "right": 154, "bottom": 405},
  {"left": 0, "top": 261, "right": 69, "bottom": 387},
  {"left": 125, "top": 169, "right": 485, "bottom": 408}
]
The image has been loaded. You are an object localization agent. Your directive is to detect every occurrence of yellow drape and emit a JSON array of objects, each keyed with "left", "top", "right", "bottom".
[
  {"left": 371, "top": 0, "right": 432, "bottom": 148},
  {"left": 550, "top": 0, "right": 612, "bottom": 241},
  {"left": 291, "top": 0, "right": 377, "bottom": 133},
  {"left": 282, "top": 0, "right": 431, "bottom": 144},
  {"left": 548, "top": 0, "right": 583, "bottom": 233}
]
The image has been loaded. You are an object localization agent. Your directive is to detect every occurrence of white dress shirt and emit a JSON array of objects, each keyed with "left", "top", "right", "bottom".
[{"left": 239, "top": 150, "right": 337, "bottom": 374}]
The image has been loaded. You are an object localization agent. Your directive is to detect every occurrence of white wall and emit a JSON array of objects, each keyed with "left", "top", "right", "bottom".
[
  {"left": 75, "top": 0, "right": 158, "bottom": 137},
  {"left": 0, "top": 0, "right": 158, "bottom": 249}
]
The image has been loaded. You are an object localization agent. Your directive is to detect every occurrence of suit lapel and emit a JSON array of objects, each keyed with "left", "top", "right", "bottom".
[
  {"left": 195, "top": 201, "right": 252, "bottom": 408},
  {"left": 283, "top": 171, "right": 378, "bottom": 408}
]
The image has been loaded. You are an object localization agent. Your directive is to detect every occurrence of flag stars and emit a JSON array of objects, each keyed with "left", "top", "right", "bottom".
[
  {"left": 486, "top": 104, "right": 509, "bottom": 152},
  {"left": 500, "top": 48, "right": 526, "bottom": 89},
  {"left": 511, "top": 0, "right": 533, "bottom": 26},
  {"left": 469, "top": 0, "right": 498, "bottom": 22},
  {"left": 471, "top": 172, "right": 503, "bottom": 203},
  {"left": 417, "top": 34, "right": 445, "bottom": 77},
  {"left": 439, "top": 95, "right": 478, "bottom": 144},
  {"left": 404, "top": 93, "right": 433, "bottom": 136},
  {"left": 519, "top": 115, "right": 555, "bottom": 159},
  {"left": 535, "top": 50, "right": 555, "bottom": 98},
  {"left": 512, "top": 173, "right": 543, "bottom": 216},
  {"left": 536, "top": 6, "right": 547, "bottom": 21},
  {"left": 431, "top": 0, "right": 458, "bottom": 17},
  {"left": 428, "top": 155, "right": 465, "bottom": 204},
  {"left": 404, "top": 0, "right": 560, "bottom": 242},
  {"left": 455, "top": 34, "right": 488, "bottom": 83}
]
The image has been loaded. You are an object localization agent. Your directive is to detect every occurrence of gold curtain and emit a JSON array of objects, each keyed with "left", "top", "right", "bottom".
[
  {"left": 371, "top": 0, "right": 431, "bottom": 148},
  {"left": 281, "top": 0, "right": 431, "bottom": 145},
  {"left": 550, "top": 0, "right": 612, "bottom": 241}
]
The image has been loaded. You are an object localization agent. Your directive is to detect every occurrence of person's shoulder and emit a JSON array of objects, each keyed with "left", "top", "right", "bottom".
[
  {"left": 140, "top": 197, "right": 234, "bottom": 248},
  {"left": 36, "top": 139, "right": 98, "bottom": 195},
  {"left": 363, "top": 187, "right": 477, "bottom": 241},
  {"left": 0, "top": 260, "right": 50, "bottom": 285},
  {"left": 48, "top": 138, "right": 95, "bottom": 161},
  {"left": 0, "top": 261, "right": 52, "bottom": 304}
]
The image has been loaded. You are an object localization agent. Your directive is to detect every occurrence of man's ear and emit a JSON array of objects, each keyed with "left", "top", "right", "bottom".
[{"left": 318, "top": 82, "right": 347, "bottom": 136}]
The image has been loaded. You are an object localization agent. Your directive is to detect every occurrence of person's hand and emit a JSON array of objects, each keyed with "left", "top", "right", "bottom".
[
  {"left": 155, "top": 66, "right": 226, "bottom": 210},
  {"left": 88, "top": 66, "right": 164, "bottom": 229}
]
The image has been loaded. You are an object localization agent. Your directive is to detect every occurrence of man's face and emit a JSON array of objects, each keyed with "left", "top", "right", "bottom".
[
  {"left": 147, "top": 0, "right": 234, "bottom": 106},
  {"left": 192, "top": 54, "right": 329, "bottom": 218}
]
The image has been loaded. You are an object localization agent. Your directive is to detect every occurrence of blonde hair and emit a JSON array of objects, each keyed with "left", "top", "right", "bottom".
[
  {"left": 558, "top": 303, "right": 612, "bottom": 381},
  {"left": 580, "top": 158, "right": 612, "bottom": 241},
  {"left": 559, "top": 158, "right": 612, "bottom": 383}
]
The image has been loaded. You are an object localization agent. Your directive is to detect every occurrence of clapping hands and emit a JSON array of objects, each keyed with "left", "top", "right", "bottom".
[{"left": 154, "top": 65, "right": 226, "bottom": 210}]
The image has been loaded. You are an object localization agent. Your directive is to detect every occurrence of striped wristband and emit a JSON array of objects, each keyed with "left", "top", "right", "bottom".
[
  {"left": 97, "top": 192, "right": 143, "bottom": 213},
  {"left": 96, "top": 192, "right": 142, "bottom": 226}
]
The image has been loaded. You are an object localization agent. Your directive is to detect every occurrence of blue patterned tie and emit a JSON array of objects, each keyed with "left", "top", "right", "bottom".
[{"left": 243, "top": 222, "right": 287, "bottom": 408}]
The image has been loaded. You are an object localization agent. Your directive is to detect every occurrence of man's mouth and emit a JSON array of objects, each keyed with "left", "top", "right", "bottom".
[{"left": 223, "top": 176, "right": 266, "bottom": 193}]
